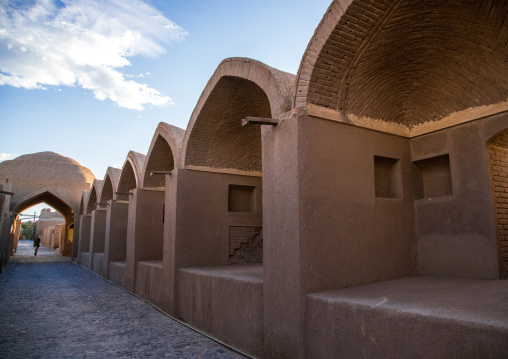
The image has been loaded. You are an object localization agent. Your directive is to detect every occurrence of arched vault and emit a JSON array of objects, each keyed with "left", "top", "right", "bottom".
[
  {"left": 100, "top": 167, "right": 121, "bottom": 204},
  {"left": 86, "top": 180, "right": 103, "bottom": 214},
  {"left": 294, "top": 0, "right": 508, "bottom": 136},
  {"left": 182, "top": 57, "right": 295, "bottom": 172},
  {"left": 116, "top": 151, "right": 146, "bottom": 199},
  {"left": 142, "top": 123, "right": 184, "bottom": 189}
]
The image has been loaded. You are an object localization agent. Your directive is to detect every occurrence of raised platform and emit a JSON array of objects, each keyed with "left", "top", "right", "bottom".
[
  {"left": 79, "top": 252, "right": 91, "bottom": 269},
  {"left": 108, "top": 261, "right": 126, "bottom": 288},
  {"left": 135, "top": 260, "right": 164, "bottom": 306},
  {"left": 305, "top": 276, "right": 508, "bottom": 358},
  {"left": 92, "top": 252, "right": 105, "bottom": 278},
  {"left": 178, "top": 264, "right": 263, "bottom": 358}
]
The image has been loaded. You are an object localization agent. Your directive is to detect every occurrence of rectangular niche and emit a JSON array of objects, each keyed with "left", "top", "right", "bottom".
[
  {"left": 228, "top": 185, "right": 256, "bottom": 213},
  {"left": 374, "top": 155, "right": 402, "bottom": 198},
  {"left": 413, "top": 154, "right": 453, "bottom": 199}
]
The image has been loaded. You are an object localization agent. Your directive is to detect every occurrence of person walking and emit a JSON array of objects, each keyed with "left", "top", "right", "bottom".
[{"left": 34, "top": 235, "right": 41, "bottom": 256}]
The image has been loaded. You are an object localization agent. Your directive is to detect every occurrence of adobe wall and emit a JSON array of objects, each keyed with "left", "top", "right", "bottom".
[
  {"left": 103, "top": 200, "right": 129, "bottom": 278},
  {"left": 174, "top": 169, "right": 262, "bottom": 269},
  {"left": 0, "top": 183, "right": 13, "bottom": 269},
  {"left": 262, "top": 115, "right": 301, "bottom": 358},
  {"left": 413, "top": 113, "right": 508, "bottom": 279},
  {"left": 35, "top": 218, "right": 65, "bottom": 237},
  {"left": 488, "top": 129, "right": 508, "bottom": 278},
  {"left": 78, "top": 215, "right": 92, "bottom": 268},
  {"left": 178, "top": 265, "right": 264, "bottom": 357},
  {"left": 262, "top": 111, "right": 417, "bottom": 357},
  {"left": 89, "top": 209, "right": 107, "bottom": 270},
  {"left": 90, "top": 208, "right": 107, "bottom": 277},
  {"left": 124, "top": 188, "right": 165, "bottom": 292}
]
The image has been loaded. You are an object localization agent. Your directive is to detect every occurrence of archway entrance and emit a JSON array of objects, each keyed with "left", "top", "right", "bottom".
[
  {"left": 13, "top": 191, "right": 74, "bottom": 256},
  {"left": 487, "top": 129, "right": 508, "bottom": 279}
]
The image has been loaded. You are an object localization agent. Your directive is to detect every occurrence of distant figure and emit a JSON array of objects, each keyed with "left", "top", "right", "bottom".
[{"left": 34, "top": 235, "right": 41, "bottom": 256}]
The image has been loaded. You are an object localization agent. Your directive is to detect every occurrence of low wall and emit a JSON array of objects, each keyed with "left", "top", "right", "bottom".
[
  {"left": 178, "top": 265, "right": 264, "bottom": 357},
  {"left": 109, "top": 261, "right": 126, "bottom": 288},
  {"left": 135, "top": 261, "right": 164, "bottom": 307},
  {"left": 305, "top": 277, "right": 508, "bottom": 358},
  {"left": 92, "top": 253, "right": 105, "bottom": 278}
]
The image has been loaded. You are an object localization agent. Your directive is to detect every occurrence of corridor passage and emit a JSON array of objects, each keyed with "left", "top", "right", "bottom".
[{"left": 0, "top": 240, "right": 245, "bottom": 358}]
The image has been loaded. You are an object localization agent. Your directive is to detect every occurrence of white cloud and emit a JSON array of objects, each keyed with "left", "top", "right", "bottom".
[
  {"left": 0, "top": 153, "right": 17, "bottom": 162},
  {"left": 0, "top": 0, "right": 187, "bottom": 110}
]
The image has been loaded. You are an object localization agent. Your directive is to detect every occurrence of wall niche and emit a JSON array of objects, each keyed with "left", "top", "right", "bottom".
[{"left": 413, "top": 154, "right": 453, "bottom": 199}]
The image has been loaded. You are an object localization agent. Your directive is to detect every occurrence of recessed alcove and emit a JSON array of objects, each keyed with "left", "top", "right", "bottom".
[
  {"left": 413, "top": 154, "right": 453, "bottom": 199},
  {"left": 374, "top": 155, "right": 402, "bottom": 199},
  {"left": 228, "top": 185, "right": 256, "bottom": 213}
]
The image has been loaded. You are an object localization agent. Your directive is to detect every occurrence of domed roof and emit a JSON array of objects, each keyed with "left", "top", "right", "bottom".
[
  {"left": 0, "top": 151, "right": 95, "bottom": 185},
  {"left": 14, "top": 151, "right": 82, "bottom": 166}
]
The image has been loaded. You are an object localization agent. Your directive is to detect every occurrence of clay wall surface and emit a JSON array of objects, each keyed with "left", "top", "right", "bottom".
[
  {"left": 103, "top": 200, "right": 129, "bottom": 278},
  {"left": 124, "top": 188, "right": 165, "bottom": 292},
  {"left": 35, "top": 218, "right": 65, "bottom": 236},
  {"left": 108, "top": 261, "right": 126, "bottom": 288},
  {"left": 488, "top": 129, "right": 508, "bottom": 278},
  {"left": 78, "top": 215, "right": 92, "bottom": 268},
  {"left": 178, "top": 265, "right": 264, "bottom": 357},
  {"left": 174, "top": 169, "right": 262, "bottom": 269},
  {"left": 261, "top": 116, "right": 301, "bottom": 358},
  {"left": 52, "top": 224, "right": 64, "bottom": 252},
  {"left": 262, "top": 111, "right": 416, "bottom": 357},
  {"left": 0, "top": 183, "right": 13, "bottom": 267},
  {"left": 90, "top": 207, "right": 107, "bottom": 275},
  {"left": 412, "top": 113, "right": 508, "bottom": 279},
  {"left": 42, "top": 226, "right": 54, "bottom": 248},
  {"left": 135, "top": 261, "right": 163, "bottom": 306},
  {"left": 89, "top": 209, "right": 107, "bottom": 271}
]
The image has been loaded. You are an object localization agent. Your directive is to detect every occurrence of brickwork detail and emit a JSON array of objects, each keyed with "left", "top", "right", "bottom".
[
  {"left": 186, "top": 77, "right": 269, "bottom": 172},
  {"left": 229, "top": 226, "right": 262, "bottom": 264},
  {"left": 86, "top": 186, "right": 97, "bottom": 215},
  {"left": 101, "top": 176, "right": 114, "bottom": 203},
  {"left": 117, "top": 161, "right": 137, "bottom": 200},
  {"left": 143, "top": 135, "right": 175, "bottom": 188},
  {"left": 183, "top": 58, "right": 295, "bottom": 172},
  {"left": 297, "top": 0, "right": 508, "bottom": 127},
  {"left": 488, "top": 129, "right": 508, "bottom": 279}
]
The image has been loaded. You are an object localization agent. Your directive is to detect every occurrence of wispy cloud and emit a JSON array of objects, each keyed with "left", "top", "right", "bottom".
[
  {"left": 0, "top": 0, "right": 188, "bottom": 110},
  {"left": 0, "top": 153, "right": 17, "bottom": 162}
]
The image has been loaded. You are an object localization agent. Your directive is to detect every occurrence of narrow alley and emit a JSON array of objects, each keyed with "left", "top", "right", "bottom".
[{"left": 0, "top": 240, "right": 245, "bottom": 359}]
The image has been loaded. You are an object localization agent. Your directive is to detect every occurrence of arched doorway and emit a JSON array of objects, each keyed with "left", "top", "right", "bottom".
[
  {"left": 13, "top": 191, "right": 74, "bottom": 256},
  {"left": 487, "top": 129, "right": 508, "bottom": 279}
]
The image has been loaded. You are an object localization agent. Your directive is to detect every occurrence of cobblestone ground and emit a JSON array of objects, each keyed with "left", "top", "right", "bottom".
[{"left": 0, "top": 240, "right": 246, "bottom": 359}]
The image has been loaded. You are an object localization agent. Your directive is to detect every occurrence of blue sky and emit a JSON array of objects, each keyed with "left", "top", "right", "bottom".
[{"left": 0, "top": 0, "right": 331, "bottom": 215}]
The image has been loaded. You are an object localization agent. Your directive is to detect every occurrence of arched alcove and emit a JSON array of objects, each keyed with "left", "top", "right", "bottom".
[
  {"left": 185, "top": 76, "right": 270, "bottom": 172},
  {"left": 100, "top": 176, "right": 114, "bottom": 204},
  {"left": 143, "top": 135, "right": 175, "bottom": 188},
  {"left": 295, "top": 0, "right": 508, "bottom": 135},
  {"left": 487, "top": 128, "right": 508, "bottom": 278}
]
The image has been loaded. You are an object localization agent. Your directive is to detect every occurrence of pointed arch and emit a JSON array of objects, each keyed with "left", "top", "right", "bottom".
[
  {"left": 86, "top": 180, "right": 103, "bottom": 214},
  {"left": 142, "top": 123, "right": 184, "bottom": 188},
  {"left": 117, "top": 151, "right": 146, "bottom": 200},
  {"left": 182, "top": 57, "right": 295, "bottom": 172},
  {"left": 295, "top": 0, "right": 508, "bottom": 136},
  {"left": 13, "top": 188, "right": 74, "bottom": 219},
  {"left": 79, "top": 191, "right": 90, "bottom": 216},
  {"left": 100, "top": 167, "right": 121, "bottom": 204}
]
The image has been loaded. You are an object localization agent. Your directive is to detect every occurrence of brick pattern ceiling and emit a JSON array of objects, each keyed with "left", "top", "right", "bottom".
[
  {"left": 186, "top": 76, "right": 271, "bottom": 172},
  {"left": 306, "top": 0, "right": 508, "bottom": 127}
]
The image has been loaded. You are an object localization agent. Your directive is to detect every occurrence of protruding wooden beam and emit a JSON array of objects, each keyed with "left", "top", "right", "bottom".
[
  {"left": 0, "top": 190, "right": 14, "bottom": 196},
  {"left": 241, "top": 117, "right": 279, "bottom": 127},
  {"left": 115, "top": 192, "right": 133, "bottom": 196},
  {"left": 150, "top": 171, "right": 172, "bottom": 176}
]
